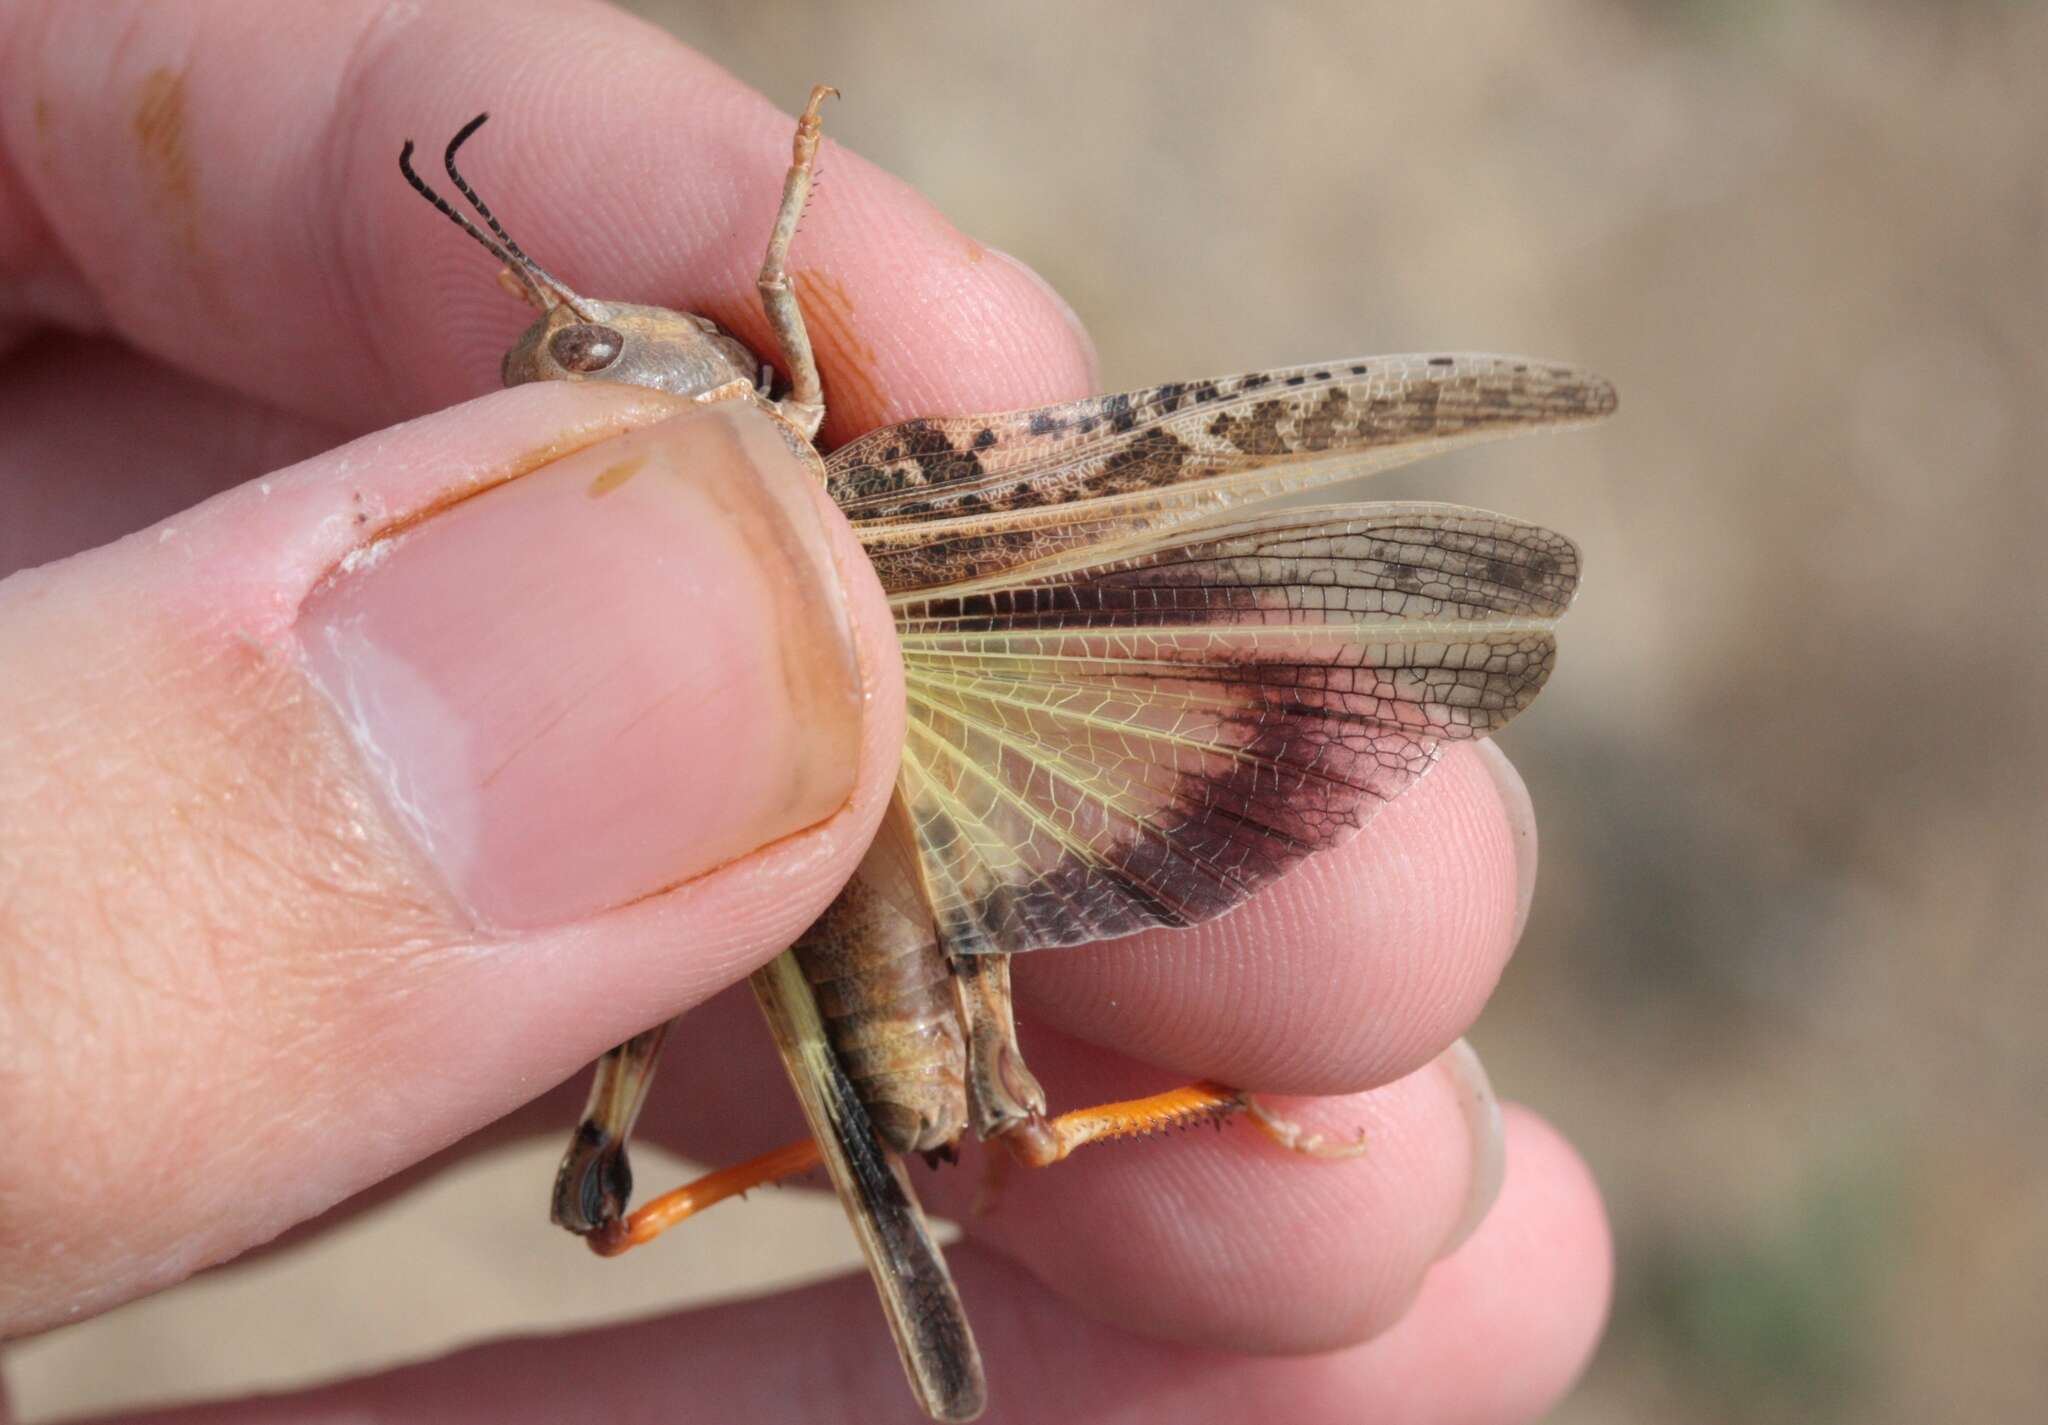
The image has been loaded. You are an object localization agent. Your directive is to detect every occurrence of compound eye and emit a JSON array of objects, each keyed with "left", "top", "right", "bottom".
[{"left": 548, "top": 323, "right": 624, "bottom": 374}]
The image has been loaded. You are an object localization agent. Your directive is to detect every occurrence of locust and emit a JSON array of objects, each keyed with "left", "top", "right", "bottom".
[{"left": 400, "top": 86, "right": 1613, "bottom": 1422}]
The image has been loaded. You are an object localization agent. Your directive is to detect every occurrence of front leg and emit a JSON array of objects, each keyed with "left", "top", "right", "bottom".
[
  {"left": 757, "top": 84, "right": 837, "bottom": 440},
  {"left": 550, "top": 1021, "right": 672, "bottom": 1238}
]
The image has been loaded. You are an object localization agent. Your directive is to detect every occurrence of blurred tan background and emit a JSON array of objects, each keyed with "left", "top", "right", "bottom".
[{"left": 13, "top": 2, "right": 2047, "bottom": 1421}]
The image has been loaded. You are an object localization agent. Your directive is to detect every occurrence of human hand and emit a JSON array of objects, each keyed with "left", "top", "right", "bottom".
[{"left": 0, "top": 2, "right": 1610, "bottom": 1420}]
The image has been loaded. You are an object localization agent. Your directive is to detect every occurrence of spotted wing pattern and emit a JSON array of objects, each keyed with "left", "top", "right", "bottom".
[
  {"left": 886, "top": 503, "right": 1580, "bottom": 956},
  {"left": 827, "top": 353, "right": 1614, "bottom": 596}
]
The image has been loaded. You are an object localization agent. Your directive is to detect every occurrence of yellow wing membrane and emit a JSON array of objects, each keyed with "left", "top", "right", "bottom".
[{"left": 888, "top": 503, "right": 1580, "bottom": 956}]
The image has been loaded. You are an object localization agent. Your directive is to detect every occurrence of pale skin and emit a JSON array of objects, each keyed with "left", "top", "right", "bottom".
[{"left": 0, "top": 2, "right": 1611, "bottom": 1421}]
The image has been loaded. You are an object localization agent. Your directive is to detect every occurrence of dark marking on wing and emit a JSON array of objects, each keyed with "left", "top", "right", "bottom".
[
  {"left": 893, "top": 504, "right": 1581, "bottom": 956},
  {"left": 1208, "top": 399, "right": 1292, "bottom": 455}
]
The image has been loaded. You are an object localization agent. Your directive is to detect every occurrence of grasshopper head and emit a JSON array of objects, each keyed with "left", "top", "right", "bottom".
[
  {"left": 500, "top": 298, "right": 764, "bottom": 398},
  {"left": 401, "top": 115, "right": 768, "bottom": 401}
]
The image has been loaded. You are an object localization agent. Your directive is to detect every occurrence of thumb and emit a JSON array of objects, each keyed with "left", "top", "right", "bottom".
[{"left": 0, "top": 381, "right": 902, "bottom": 1333}]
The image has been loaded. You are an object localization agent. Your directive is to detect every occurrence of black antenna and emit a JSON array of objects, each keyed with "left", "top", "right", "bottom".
[
  {"left": 398, "top": 116, "right": 593, "bottom": 317},
  {"left": 441, "top": 115, "right": 537, "bottom": 267}
]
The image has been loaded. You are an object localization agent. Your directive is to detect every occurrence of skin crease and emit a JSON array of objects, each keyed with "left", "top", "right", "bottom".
[{"left": 0, "top": 0, "right": 1611, "bottom": 1420}]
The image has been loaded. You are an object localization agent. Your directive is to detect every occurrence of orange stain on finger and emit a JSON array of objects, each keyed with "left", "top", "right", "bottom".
[
  {"left": 132, "top": 68, "right": 200, "bottom": 256},
  {"left": 795, "top": 268, "right": 887, "bottom": 444}
]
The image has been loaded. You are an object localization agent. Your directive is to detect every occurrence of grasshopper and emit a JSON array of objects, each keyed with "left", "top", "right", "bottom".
[{"left": 401, "top": 86, "right": 1612, "bottom": 1422}]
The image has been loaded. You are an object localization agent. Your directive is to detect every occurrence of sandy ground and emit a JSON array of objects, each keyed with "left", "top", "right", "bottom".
[{"left": 12, "top": 3, "right": 2047, "bottom": 1422}]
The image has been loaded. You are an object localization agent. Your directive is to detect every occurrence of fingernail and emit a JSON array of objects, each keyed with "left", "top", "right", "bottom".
[
  {"left": 298, "top": 402, "right": 862, "bottom": 930},
  {"left": 1435, "top": 1037, "right": 1507, "bottom": 1259},
  {"left": 1472, "top": 740, "right": 1539, "bottom": 944}
]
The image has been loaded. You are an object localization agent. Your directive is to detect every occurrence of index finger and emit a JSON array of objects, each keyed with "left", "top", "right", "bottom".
[{"left": 0, "top": 0, "right": 1097, "bottom": 439}]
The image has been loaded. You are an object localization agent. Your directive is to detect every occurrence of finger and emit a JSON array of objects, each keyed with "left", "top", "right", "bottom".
[
  {"left": 1341, "top": 1106, "right": 1613, "bottom": 1424},
  {"left": 1, "top": 0, "right": 1097, "bottom": 440},
  {"left": 0, "top": 333, "right": 344, "bottom": 577},
  {"left": 81, "top": 1111, "right": 1605, "bottom": 1425},
  {"left": 933, "top": 1036, "right": 1512, "bottom": 1353},
  {"left": 260, "top": 1002, "right": 1505, "bottom": 1353},
  {"left": 1018, "top": 741, "right": 1538, "bottom": 1095},
  {"left": 0, "top": 384, "right": 904, "bottom": 1335},
  {"left": 627, "top": 1023, "right": 1507, "bottom": 1355}
]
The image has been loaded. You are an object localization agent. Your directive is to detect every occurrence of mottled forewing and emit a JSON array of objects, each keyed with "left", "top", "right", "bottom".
[
  {"left": 891, "top": 503, "right": 1580, "bottom": 956},
  {"left": 829, "top": 354, "right": 1613, "bottom": 596}
]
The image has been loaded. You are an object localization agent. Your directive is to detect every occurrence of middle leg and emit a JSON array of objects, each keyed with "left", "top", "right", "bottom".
[{"left": 952, "top": 953, "right": 1367, "bottom": 1170}]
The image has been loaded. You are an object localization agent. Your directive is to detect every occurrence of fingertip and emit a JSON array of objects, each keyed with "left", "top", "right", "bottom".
[
  {"left": 1471, "top": 738, "right": 1539, "bottom": 944},
  {"left": 782, "top": 163, "right": 1101, "bottom": 445},
  {"left": 1019, "top": 742, "right": 1530, "bottom": 1095},
  {"left": 983, "top": 244, "right": 1103, "bottom": 391},
  {"left": 1378, "top": 1104, "right": 1612, "bottom": 1421},
  {"left": 917, "top": 1038, "right": 1479, "bottom": 1357}
]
